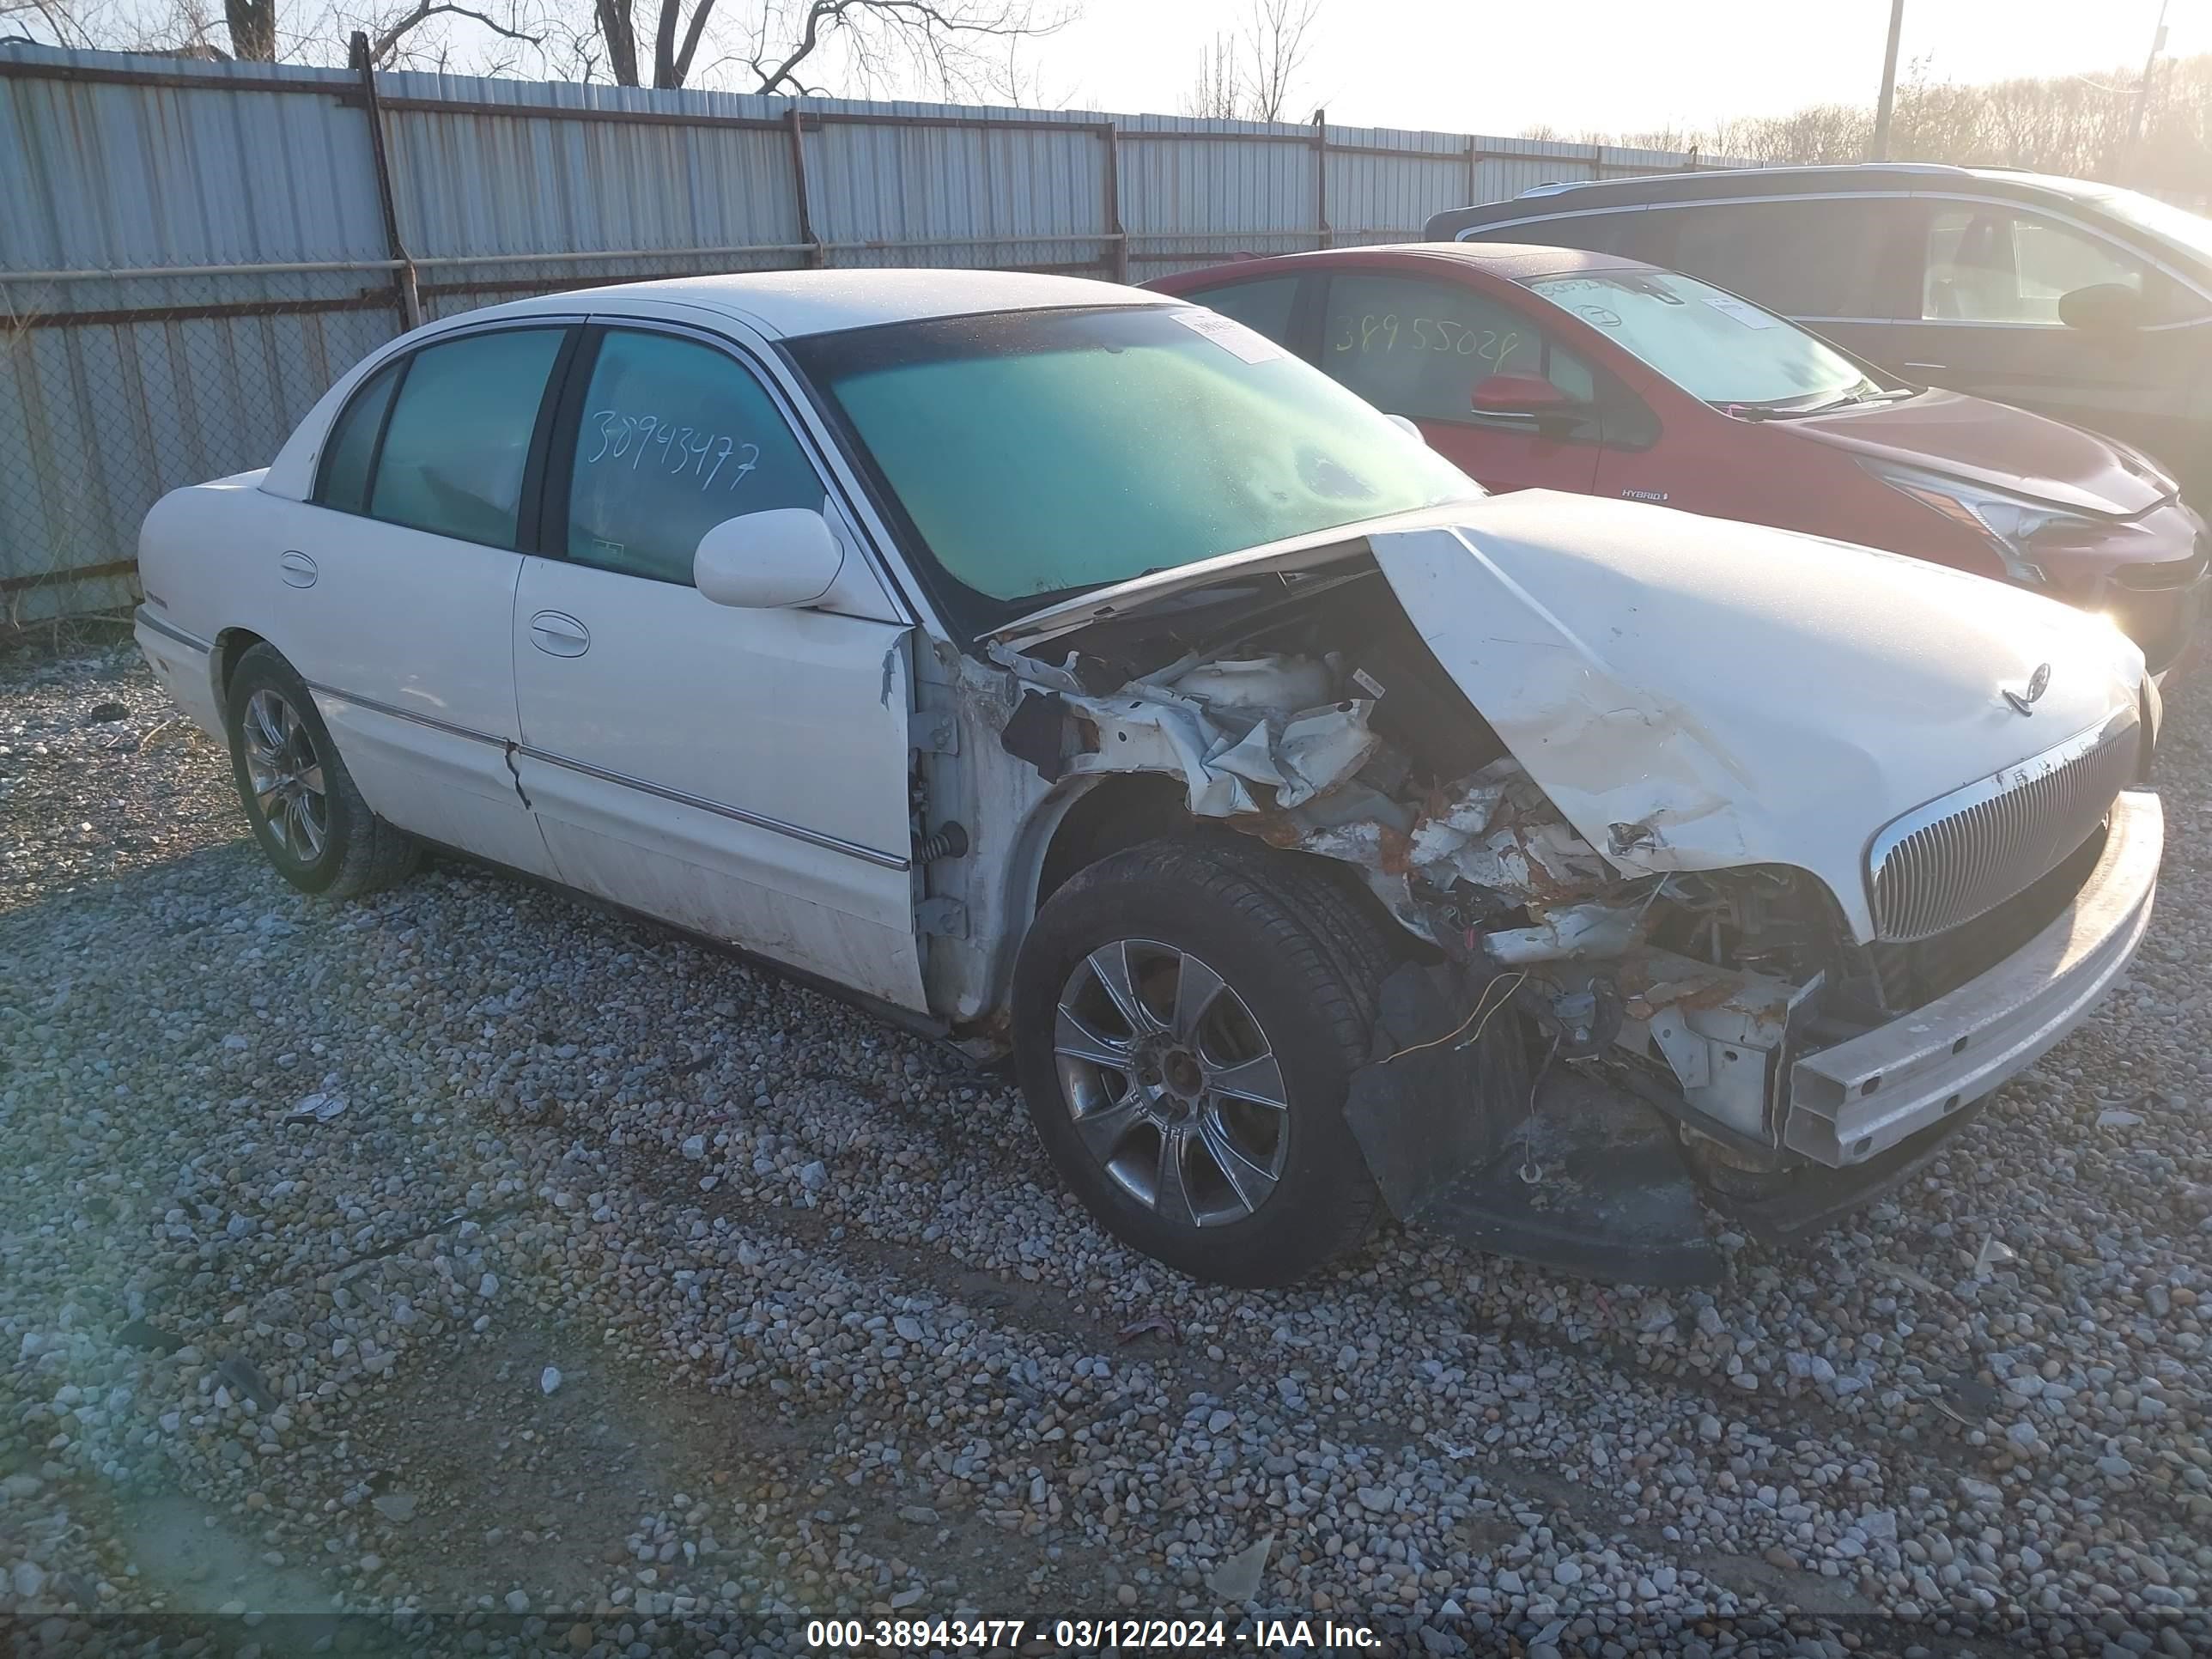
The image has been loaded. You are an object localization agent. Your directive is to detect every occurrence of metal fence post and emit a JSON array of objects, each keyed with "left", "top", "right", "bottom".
[
  {"left": 1102, "top": 122, "right": 1127, "bottom": 283},
  {"left": 787, "top": 109, "right": 823, "bottom": 267},
  {"left": 1313, "top": 107, "right": 1330, "bottom": 249},
  {"left": 349, "top": 32, "right": 419, "bottom": 329}
]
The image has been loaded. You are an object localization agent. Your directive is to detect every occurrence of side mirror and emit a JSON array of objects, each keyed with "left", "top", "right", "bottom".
[
  {"left": 694, "top": 507, "right": 844, "bottom": 609},
  {"left": 1382, "top": 412, "right": 1426, "bottom": 445},
  {"left": 2058, "top": 283, "right": 2146, "bottom": 335},
  {"left": 1470, "top": 372, "right": 1588, "bottom": 434}
]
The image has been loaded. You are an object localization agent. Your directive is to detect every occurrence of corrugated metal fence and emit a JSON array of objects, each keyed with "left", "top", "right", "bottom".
[{"left": 0, "top": 42, "right": 1729, "bottom": 622}]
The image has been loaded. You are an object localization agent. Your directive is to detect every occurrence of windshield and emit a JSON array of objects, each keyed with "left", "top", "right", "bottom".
[
  {"left": 2085, "top": 186, "right": 2212, "bottom": 270},
  {"left": 1522, "top": 269, "right": 1880, "bottom": 411},
  {"left": 790, "top": 305, "right": 1477, "bottom": 629}
]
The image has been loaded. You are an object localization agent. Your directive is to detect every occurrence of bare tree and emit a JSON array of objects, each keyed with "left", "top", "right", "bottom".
[
  {"left": 356, "top": 0, "right": 540, "bottom": 65},
  {"left": 222, "top": 0, "right": 274, "bottom": 55},
  {"left": 583, "top": 0, "right": 1069, "bottom": 95},
  {"left": 1241, "top": 0, "right": 1314, "bottom": 122},
  {"left": 1180, "top": 0, "right": 1316, "bottom": 122},
  {"left": 1554, "top": 47, "right": 2211, "bottom": 201},
  {"left": 1, "top": 0, "right": 109, "bottom": 47},
  {"left": 1182, "top": 30, "right": 1241, "bottom": 119}
]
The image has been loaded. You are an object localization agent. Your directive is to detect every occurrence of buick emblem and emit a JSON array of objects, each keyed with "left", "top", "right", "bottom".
[{"left": 2003, "top": 662, "right": 2052, "bottom": 716}]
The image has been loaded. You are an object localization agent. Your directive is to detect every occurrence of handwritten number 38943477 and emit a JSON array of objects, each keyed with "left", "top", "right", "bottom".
[{"left": 586, "top": 410, "right": 760, "bottom": 493}]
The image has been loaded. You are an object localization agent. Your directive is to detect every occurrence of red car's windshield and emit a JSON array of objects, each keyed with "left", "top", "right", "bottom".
[{"left": 1523, "top": 269, "right": 1885, "bottom": 412}]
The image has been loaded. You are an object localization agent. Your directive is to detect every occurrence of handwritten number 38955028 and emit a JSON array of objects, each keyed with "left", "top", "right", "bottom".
[
  {"left": 586, "top": 410, "right": 760, "bottom": 493},
  {"left": 1333, "top": 314, "right": 1522, "bottom": 371}
]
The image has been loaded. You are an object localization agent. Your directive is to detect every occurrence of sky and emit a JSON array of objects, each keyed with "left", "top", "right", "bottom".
[{"left": 1018, "top": 0, "right": 2211, "bottom": 134}]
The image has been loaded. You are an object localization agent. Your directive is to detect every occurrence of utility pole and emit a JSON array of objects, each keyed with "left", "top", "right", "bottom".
[
  {"left": 2121, "top": 0, "right": 2172, "bottom": 179},
  {"left": 1869, "top": 0, "right": 1907, "bottom": 161}
]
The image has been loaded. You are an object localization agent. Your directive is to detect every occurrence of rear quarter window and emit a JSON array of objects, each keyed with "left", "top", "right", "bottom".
[
  {"left": 314, "top": 360, "right": 401, "bottom": 515},
  {"left": 1463, "top": 211, "right": 1642, "bottom": 257}
]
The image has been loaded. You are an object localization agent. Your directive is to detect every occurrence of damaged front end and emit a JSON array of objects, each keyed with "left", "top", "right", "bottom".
[
  {"left": 982, "top": 505, "right": 2157, "bottom": 1284},
  {"left": 983, "top": 565, "right": 1775, "bottom": 1282}
]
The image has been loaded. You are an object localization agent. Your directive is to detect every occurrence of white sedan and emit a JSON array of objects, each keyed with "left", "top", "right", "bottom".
[{"left": 136, "top": 270, "right": 2162, "bottom": 1287}]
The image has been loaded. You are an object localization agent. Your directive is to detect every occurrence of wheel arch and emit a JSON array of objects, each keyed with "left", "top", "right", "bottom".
[
  {"left": 979, "top": 770, "right": 1415, "bottom": 1025},
  {"left": 211, "top": 626, "right": 270, "bottom": 710}
]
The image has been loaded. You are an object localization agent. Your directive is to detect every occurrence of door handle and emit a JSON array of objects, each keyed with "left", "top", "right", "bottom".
[
  {"left": 1904, "top": 362, "right": 1949, "bottom": 373},
  {"left": 278, "top": 550, "right": 318, "bottom": 588},
  {"left": 528, "top": 610, "right": 590, "bottom": 658}
]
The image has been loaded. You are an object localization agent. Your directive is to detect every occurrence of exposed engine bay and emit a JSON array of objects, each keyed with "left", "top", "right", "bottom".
[{"left": 985, "top": 557, "right": 2112, "bottom": 1277}]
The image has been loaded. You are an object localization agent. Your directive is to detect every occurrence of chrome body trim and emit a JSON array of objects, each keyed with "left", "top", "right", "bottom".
[
  {"left": 135, "top": 606, "right": 213, "bottom": 654},
  {"left": 1789, "top": 789, "right": 2160, "bottom": 1165},
  {"left": 304, "top": 679, "right": 506, "bottom": 750},
  {"left": 1452, "top": 190, "right": 2212, "bottom": 319},
  {"left": 509, "top": 744, "right": 912, "bottom": 871},
  {"left": 301, "top": 681, "right": 914, "bottom": 872},
  {"left": 1865, "top": 708, "right": 2139, "bottom": 943},
  {"left": 508, "top": 738, "right": 907, "bottom": 871}
]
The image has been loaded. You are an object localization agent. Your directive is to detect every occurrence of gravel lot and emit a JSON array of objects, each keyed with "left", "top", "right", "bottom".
[{"left": 3, "top": 641, "right": 2209, "bottom": 1658}]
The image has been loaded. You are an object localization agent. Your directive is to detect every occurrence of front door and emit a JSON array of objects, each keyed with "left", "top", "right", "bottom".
[
  {"left": 510, "top": 324, "right": 928, "bottom": 1011},
  {"left": 1905, "top": 198, "right": 2211, "bottom": 474},
  {"left": 1315, "top": 271, "right": 1604, "bottom": 494},
  {"left": 258, "top": 322, "right": 574, "bottom": 880}
]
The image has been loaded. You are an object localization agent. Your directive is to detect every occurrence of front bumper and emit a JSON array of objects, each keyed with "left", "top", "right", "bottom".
[{"left": 1784, "top": 787, "right": 2161, "bottom": 1165}]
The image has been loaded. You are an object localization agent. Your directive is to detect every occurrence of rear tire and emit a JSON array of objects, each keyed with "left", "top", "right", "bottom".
[
  {"left": 1012, "top": 835, "right": 1398, "bottom": 1287},
  {"left": 224, "top": 643, "right": 418, "bottom": 900}
]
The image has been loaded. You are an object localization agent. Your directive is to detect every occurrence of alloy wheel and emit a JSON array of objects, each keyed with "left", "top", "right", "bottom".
[
  {"left": 240, "top": 689, "right": 328, "bottom": 863},
  {"left": 1052, "top": 939, "right": 1291, "bottom": 1227}
]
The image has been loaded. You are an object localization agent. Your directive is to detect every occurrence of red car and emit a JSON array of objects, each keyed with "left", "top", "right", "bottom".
[{"left": 1148, "top": 244, "right": 2209, "bottom": 674}]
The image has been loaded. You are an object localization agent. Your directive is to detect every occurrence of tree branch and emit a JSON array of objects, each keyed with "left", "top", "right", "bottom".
[{"left": 371, "top": 0, "right": 539, "bottom": 61}]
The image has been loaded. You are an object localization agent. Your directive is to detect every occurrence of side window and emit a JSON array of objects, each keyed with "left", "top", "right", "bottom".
[
  {"left": 1181, "top": 276, "right": 1299, "bottom": 346},
  {"left": 564, "top": 330, "right": 826, "bottom": 586},
  {"left": 368, "top": 328, "right": 566, "bottom": 548},
  {"left": 1923, "top": 205, "right": 2146, "bottom": 324},
  {"left": 1661, "top": 198, "right": 1897, "bottom": 318},
  {"left": 1320, "top": 273, "right": 1595, "bottom": 426},
  {"left": 314, "top": 359, "right": 401, "bottom": 515}
]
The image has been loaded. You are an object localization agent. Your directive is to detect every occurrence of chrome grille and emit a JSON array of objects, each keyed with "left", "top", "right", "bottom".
[{"left": 1869, "top": 714, "right": 2138, "bottom": 943}]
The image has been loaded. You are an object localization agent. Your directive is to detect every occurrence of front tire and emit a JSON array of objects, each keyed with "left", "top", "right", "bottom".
[
  {"left": 224, "top": 643, "right": 417, "bottom": 899},
  {"left": 1012, "top": 836, "right": 1396, "bottom": 1287}
]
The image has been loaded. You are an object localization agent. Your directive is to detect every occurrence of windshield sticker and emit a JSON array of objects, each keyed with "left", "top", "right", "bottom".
[
  {"left": 1696, "top": 295, "right": 1779, "bottom": 331},
  {"left": 1170, "top": 308, "right": 1285, "bottom": 364}
]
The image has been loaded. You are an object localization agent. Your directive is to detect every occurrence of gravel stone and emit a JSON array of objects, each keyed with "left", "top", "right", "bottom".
[{"left": 4, "top": 644, "right": 2210, "bottom": 1654}]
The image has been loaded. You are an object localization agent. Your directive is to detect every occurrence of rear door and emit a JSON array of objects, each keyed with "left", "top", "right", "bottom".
[
  {"left": 509, "top": 321, "right": 928, "bottom": 1011},
  {"left": 259, "top": 321, "right": 574, "bottom": 879},
  {"left": 1904, "top": 196, "right": 2211, "bottom": 470},
  {"left": 1314, "top": 270, "right": 1605, "bottom": 494}
]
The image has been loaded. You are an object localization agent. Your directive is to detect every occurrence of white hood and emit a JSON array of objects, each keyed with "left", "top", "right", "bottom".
[{"left": 1368, "top": 492, "right": 2145, "bottom": 940}]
